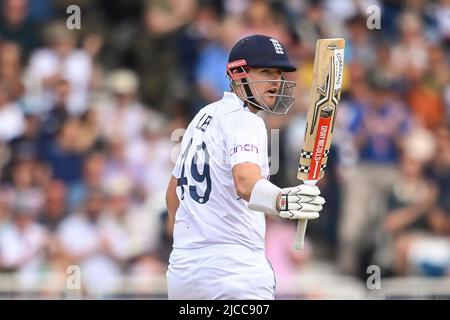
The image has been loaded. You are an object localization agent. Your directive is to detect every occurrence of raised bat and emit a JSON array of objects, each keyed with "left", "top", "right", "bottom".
[{"left": 294, "top": 38, "right": 345, "bottom": 250}]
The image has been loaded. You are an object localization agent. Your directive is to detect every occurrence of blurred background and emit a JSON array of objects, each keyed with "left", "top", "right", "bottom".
[{"left": 0, "top": 0, "right": 449, "bottom": 299}]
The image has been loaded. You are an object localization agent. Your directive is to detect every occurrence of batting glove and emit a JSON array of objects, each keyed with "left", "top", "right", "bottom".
[{"left": 277, "top": 184, "right": 325, "bottom": 220}]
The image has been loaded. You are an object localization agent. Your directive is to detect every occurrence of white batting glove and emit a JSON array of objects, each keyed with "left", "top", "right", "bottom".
[{"left": 276, "top": 185, "right": 325, "bottom": 220}]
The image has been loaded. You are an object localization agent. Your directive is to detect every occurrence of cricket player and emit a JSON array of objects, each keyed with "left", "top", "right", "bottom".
[{"left": 166, "top": 35, "right": 325, "bottom": 299}]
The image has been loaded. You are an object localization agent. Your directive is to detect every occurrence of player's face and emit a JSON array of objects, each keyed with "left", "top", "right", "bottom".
[{"left": 246, "top": 68, "right": 282, "bottom": 108}]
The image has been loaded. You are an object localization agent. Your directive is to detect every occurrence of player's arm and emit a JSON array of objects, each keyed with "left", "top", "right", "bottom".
[
  {"left": 232, "top": 163, "right": 324, "bottom": 220},
  {"left": 228, "top": 116, "right": 324, "bottom": 220},
  {"left": 166, "top": 175, "right": 179, "bottom": 234},
  {"left": 232, "top": 163, "right": 263, "bottom": 202}
]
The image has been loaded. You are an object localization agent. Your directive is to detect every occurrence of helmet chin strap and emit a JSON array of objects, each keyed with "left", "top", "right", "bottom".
[
  {"left": 241, "top": 77, "right": 263, "bottom": 111},
  {"left": 228, "top": 65, "right": 264, "bottom": 111}
]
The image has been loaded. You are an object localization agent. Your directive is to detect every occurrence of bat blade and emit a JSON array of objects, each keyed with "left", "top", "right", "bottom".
[{"left": 294, "top": 38, "right": 345, "bottom": 250}]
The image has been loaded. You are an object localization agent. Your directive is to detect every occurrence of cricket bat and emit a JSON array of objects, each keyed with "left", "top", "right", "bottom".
[{"left": 294, "top": 38, "right": 345, "bottom": 250}]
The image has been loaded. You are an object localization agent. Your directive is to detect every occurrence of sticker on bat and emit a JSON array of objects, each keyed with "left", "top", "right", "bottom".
[
  {"left": 308, "top": 116, "right": 332, "bottom": 180},
  {"left": 334, "top": 49, "right": 344, "bottom": 90}
]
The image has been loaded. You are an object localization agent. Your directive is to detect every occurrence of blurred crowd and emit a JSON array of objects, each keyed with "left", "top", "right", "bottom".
[{"left": 0, "top": 0, "right": 449, "bottom": 295}]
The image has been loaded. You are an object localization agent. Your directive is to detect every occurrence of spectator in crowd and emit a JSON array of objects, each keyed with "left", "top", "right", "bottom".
[
  {"left": 39, "top": 79, "right": 71, "bottom": 142},
  {"left": 5, "top": 160, "right": 45, "bottom": 213},
  {"left": 345, "top": 14, "right": 377, "bottom": 67},
  {"left": 175, "top": 0, "right": 223, "bottom": 87},
  {"left": 425, "top": 125, "right": 450, "bottom": 234},
  {"left": 36, "top": 180, "right": 67, "bottom": 282},
  {"left": 391, "top": 12, "right": 429, "bottom": 78},
  {"left": 38, "top": 179, "right": 67, "bottom": 232},
  {"left": 406, "top": 44, "right": 447, "bottom": 129},
  {"left": 378, "top": 153, "right": 439, "bottom": 276},
  {"left": 67, "top": 151, "right": 104, "bottom": 212},
  {"left": 125, "top": 116, "right": 173, "bottom": 202},
  {"left": 56, "top": 189, "right": 126, "bottom": 295},
  {"left": 124, "top": 0, "right": 196, "bottom": 111},
  {"left": 0, "top": 42, "right": 24, "bottom": 101},
  {"left": 241, "top": 0, "right": 289, "bottom": 44},
  {"left": 96, "top": 69, "right": 147, "bottom": 144},
  {"left": 102, "top": 175, "right": 165, "bottom": 276},
  {"left": 0, "top": 81, "right": 24, "bottom": 142},
  {"left": 26, "top": 21, "right": 92, "bottom": 115},
  {"left": 194, "top": 17, "right": 242, "bottom": 105},
  {"left": 373, "top": 125, "right": 450, "bottom": 277},
  {"left": 8, "top": 112, "right": 40, "bottom": 165},
  {"left": 0, "top": 0, "right": 39, "bottom": 59},
  {"left": 40, "top": 118, "right": 85, "bottom": 187},
  {"left": 0, "top": 199, "right": 48, "bottom": 288},
  {"left": 294, "top": 1, "right": 331, "bottom": 51},
  {"left": 102, "top": 137, "right": 141, "bottom": 200},
  {"left": 76, "top": 108, "right": 102, "bottom": 153},
  {"left": 338, "top": 78, "right": 412, "bottom": 275}
]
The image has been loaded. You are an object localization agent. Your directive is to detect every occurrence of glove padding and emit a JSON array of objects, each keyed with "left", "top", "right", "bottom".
[{"left": 277, "top": 184, "right": 325, "bottom": 220}]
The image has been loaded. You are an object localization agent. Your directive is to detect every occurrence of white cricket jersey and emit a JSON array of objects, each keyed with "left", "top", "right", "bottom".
[{"left": 172, "top": 91, "right": 269, "bottom": 250}]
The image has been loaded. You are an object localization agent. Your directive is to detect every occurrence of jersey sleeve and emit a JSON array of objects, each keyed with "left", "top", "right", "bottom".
[
  {"left": 224, "top": 114, "right": 267, "bottom": 169},
  {"left": 172, "top": 153, "right": 182, "bottom": 179},
  {"left": 172, "top": 126, "right": 192, "bottom": 179}
]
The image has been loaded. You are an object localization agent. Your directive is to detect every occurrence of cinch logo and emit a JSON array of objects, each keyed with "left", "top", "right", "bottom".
[
  {"left": 270, "top": 39, "right": 284, "bottom": 54},
  {"left": 229, "top": 144, "right": 259, "bottom": 156}
]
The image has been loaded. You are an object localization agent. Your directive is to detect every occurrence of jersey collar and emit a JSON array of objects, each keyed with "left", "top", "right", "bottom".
[{"left": 222, "top": 91, "right": 251, "bottom": 112}]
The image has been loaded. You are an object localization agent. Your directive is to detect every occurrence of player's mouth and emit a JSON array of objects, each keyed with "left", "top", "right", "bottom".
[{"left": 265, "top": 88, "right": 278, "bottom": 95}]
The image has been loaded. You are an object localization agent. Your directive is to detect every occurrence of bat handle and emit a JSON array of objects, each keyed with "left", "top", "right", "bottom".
[{"left": 293, "top": 180, "right": 317, "bottom": 251}]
